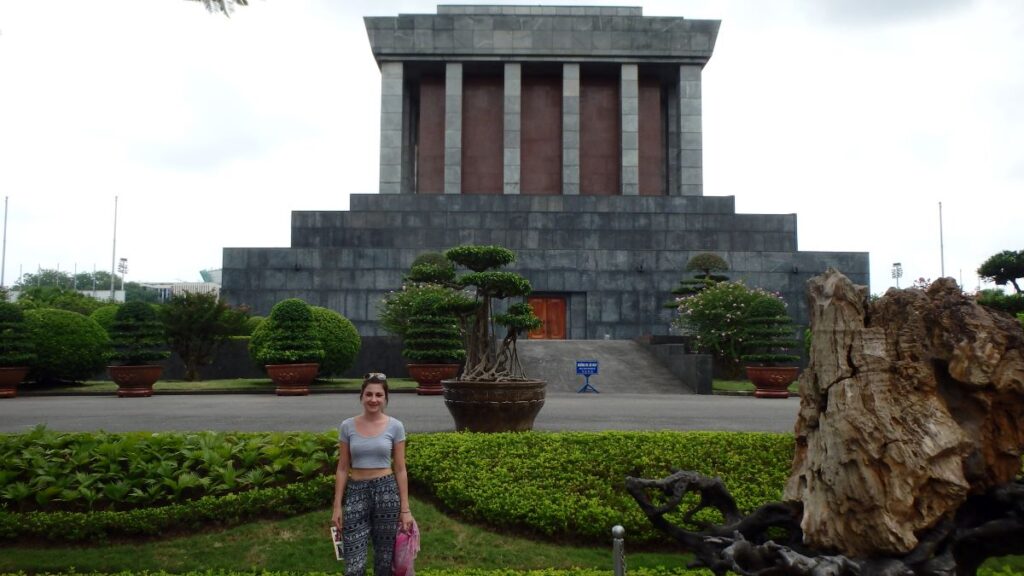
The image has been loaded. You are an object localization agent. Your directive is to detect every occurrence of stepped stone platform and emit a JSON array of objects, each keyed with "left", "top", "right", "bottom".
[{"left": 222, "top": 194, "right": 869, "bottom": 339}]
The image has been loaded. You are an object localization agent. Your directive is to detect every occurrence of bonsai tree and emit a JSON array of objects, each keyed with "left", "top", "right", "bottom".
[
  {"left": 739, "top": 294, "right": 801, "bottom": 366},
  {"left": 445, "top": 245, "right": 541, "bottom": 381},
  {"left": 251, "top": 298, "right": 325, "bottom": 366},
  {"left": 109, "top": 302, "right": 170, "bottom": 366},
  {"left": 977, "top": 249, "right": 1024, "bottom": 293},
  {"left": 664, "top": 253, "right": 730, "bottom": 308},
  {"left": 491, "top": 302, "right": 542, "bottom": 380},
  {"left": 0, "top": 302, "right": 35, "bottom": 369}
]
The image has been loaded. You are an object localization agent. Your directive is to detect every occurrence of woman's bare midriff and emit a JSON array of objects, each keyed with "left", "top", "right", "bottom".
[{"left": 349, "top": 468, "right": 393, "bottom": 481}]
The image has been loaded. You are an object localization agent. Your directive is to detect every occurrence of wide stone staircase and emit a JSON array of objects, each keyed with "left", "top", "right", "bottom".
[{"left": 516, "top": 340, "right": 706, "bottom": 394}]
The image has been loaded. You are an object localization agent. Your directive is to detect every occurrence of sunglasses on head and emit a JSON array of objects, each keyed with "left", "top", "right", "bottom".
[{"left": 364, "top": 372, "right": 387, "bottom": 382}]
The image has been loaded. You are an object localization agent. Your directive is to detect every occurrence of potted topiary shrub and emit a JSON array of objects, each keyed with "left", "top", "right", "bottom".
[
  {"left": 403, "top": 312, "right": 466, "bottom": 395},
  {"left": 740, "top": 294, "right": 801, "bottom": 399},
  {"left": 440, "top": 245, "right": 546, "bottom": 432},
  {"left": 379, "top": 252, "right": 469, "bottom": 396},
  {"left": 107, "top": 302, "right": 171, "bottom": 398},
  {"left": 24, "top": 309, "right": 109, "bottom": 386},
  {"left": 251, "top": 298, "right": 325, "bottom": 396},
  {"left": 0, "top": 301, "right": 35, "bottom": 398}
]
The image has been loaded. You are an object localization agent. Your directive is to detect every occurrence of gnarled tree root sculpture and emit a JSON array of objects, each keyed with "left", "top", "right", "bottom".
[
  {"left": 626, "top": 471, "right": 1024, "bottom": 576},
  {"left": 627, "top": 269, "right": 1024, "bottom": 576}
]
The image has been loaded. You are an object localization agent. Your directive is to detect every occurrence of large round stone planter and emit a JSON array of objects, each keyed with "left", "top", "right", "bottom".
[
  {"left": 266, "top": 363, "right": 319, "bottom": 396},
  {"left": 0, "top": 366, "right": 29, "bottom": 399},
  {"left": 441, "top": 379, "right": 546, "bottom": 432},
  {"left": 407, "top": 363, "right": 460, "bottom": 396},
  {"left": 746, "top": 366, "right": 799, "bottom": 399},
  {"left": 108, "top": 365, "right": 164, "bottom": 398}
]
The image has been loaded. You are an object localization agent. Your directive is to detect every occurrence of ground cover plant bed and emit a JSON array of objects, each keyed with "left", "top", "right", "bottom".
[
  {"left": 17, "top": 378, "right": 417, "bottom": 395},
  {"left": 1, "top": 429, "right": 1021, "bottom": 574},
  {"left": 406, "top": 431, "right": 794, "bottom": 545}
]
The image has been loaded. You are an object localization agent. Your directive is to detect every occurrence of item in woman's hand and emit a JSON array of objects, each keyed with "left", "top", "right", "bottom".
[{"left": 330, "top": 526, "right": 344, "bottom": 561}]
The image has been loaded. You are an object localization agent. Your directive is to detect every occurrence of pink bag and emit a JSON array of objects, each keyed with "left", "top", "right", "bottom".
[{"left": 393, "top": 520, "right": 420, "bottom": 576}]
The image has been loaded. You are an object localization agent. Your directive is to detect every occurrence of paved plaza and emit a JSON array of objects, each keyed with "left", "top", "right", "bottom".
[{"left": 0, "top": 392, "right": 799, "bottom": 434}]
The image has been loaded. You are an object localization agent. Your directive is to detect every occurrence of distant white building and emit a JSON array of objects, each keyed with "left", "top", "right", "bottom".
[{"left": 139, "top": 282, "right": 220, "bottom": 302}]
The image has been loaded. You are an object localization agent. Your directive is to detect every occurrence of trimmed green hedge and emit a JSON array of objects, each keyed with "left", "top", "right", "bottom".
[
  {"left": 0, "top": 475, "right": 333, "bottom": 542},
  {"left": 0, "top": 568, "right": 1018, "bottom": 576},
  {"left": 0, "top": 570, "right": 713, "bottom": 576},
  {"left": 406, "top": 431, "right": 794, "bottom": 545}
]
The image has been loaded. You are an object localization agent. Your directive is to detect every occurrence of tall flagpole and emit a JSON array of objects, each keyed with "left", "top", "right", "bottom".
[
  {"left": 110, "top": 196, "right": 118, "bottom": 301},
  {"left": 1, "top": 196, "right": 8, "bottom": 288},
  {"left": 939, "top": 202, "right": 945, "bottom": 278}
]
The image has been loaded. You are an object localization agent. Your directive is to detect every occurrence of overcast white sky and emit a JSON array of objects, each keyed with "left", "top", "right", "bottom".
[{"left": 0, "top": 0, "right": 1020, "bottom": 295}]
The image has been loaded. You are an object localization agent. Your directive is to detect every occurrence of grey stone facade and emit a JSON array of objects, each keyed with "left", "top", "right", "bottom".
[
  {"left": 220, "top": 5, "right": 870, "bottom": 339},
  {"left": 222, "top": 194, "right": 869, "bottom": 336}
]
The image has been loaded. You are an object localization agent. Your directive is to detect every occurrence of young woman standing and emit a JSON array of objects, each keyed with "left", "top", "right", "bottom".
[{"left": 332, "top": 373, "right": 415, "bottom": 576}]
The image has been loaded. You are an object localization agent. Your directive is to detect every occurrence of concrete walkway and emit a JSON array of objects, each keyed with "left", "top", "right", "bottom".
[{"left": 0, "top": 392, "right": 799, "bottom": 434}]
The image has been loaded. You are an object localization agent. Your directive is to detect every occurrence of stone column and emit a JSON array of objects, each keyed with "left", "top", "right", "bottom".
[
  {"left": 562, "top": 63, "right": 580, "bottom": 196},
  {"left": 679, "top": 64, "right": 703, "bottom": 196},
  {"left": 503, "top": 63, "right": 521, "bottom": 195},
  {"left": 620, "top": 64, "right": 639, "bottom": 196},
  {"left": 444, "top": 62, "right": 463, "bottom": 195},
  {"left": 378, "top": 62, "right": 403, "bottom": 195}
]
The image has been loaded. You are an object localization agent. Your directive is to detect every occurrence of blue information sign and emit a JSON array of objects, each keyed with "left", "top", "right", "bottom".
[{"left": 575, "top": 360, "right": 599, "bottom": 393}]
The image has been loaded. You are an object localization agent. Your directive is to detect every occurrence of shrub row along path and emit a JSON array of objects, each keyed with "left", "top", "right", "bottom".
[{"left": 0, "top": 392, "right": 798, "bottom": 434}]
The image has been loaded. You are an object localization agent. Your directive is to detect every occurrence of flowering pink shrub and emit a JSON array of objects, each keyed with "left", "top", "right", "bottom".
[{"left": 672, "top": 281, "right": 785, "bottom": 371}]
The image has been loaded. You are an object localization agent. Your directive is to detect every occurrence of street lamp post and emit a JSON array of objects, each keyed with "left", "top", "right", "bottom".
[
  {"left": 117, "top": 258, "right": 128, "bottom": 301},
  {"left": 891, "top": 262, "right": 903, "bottom": 288}
]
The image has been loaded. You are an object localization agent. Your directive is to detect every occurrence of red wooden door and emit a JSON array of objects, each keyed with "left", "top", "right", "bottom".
[{"left": 527, "top": 297, "right": 566, "bottom": 340}]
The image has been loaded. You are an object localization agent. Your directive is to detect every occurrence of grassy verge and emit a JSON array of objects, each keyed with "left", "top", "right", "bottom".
[
  {"left": 0, "top": 496, "right": 691, "bottom": 573},
  {"left": 20, "top": 378, "right": 418, "bottom": 395},
  {"left": 712, "top": 380, "right": 798, "bottom": 394},
  {"left": 2, "top": 496, "right": 1019, "bottom": 574}
]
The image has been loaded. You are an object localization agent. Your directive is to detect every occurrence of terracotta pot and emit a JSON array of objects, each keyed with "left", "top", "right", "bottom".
[
  {"left": 441, "top": 379, "right": 546, "bottom": 432},
  {"left": 407, "top": 363, "right": 460, "bottom": 396},
  {"left": 108, "top": 365, "right": 164, "bottom": 398},
  {"left": 745, "top": 365, "right": 799, "bottom": 399},
  {"left": 0, "top": 366, "right": 29, "bottom": 399},
  {"left": 266, "top": 363, "right": 319, "bottom": 396}
]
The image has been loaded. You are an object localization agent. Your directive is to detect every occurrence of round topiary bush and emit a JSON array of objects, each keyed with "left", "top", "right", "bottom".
[
  {"left": 0, "top": 301, "right": 35, "bottom": 368},
  {"left": 109, "top": 301, "right": 170, "bottom": 366},
  {"left": 249, "top": 299, "right": 325, "bottom": 366},
  {"left": 244, "top": 315, "right": 264, "bottom": 336},
  {"left": 25, "top": 309, "right": 110, "bottom": 383},
  {"left": 89, "top": 304, "right": 120, "bottom": 333},
  {"left": 406, "top": 251, "right": 456, "bottom": 284},
  {"left": 309, "top": 307, "right": 361, "bottom": 377}
]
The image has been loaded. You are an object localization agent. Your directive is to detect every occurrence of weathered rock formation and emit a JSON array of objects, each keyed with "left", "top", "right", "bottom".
[
  {"left": 786, "top": 269, "right": 1024, "bottom": 556},
  {"left": 627, "top": 269, "right": 1024, "bottom": 575}
]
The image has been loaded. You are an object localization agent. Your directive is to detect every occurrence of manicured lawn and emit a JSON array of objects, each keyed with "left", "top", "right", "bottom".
[
  {"left": 2, "top": 495, "right": 1019, "bottom": 574},
  {"left": 20, "top": 378, "right": 419, "bottom": 395},
  {"left": 0, "top": 495, "right": 691, "bottom": 573}
]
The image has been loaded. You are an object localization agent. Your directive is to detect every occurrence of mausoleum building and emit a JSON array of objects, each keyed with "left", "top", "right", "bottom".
[{"left": 221, "top": 5, "right": 869, "bottom": 341}]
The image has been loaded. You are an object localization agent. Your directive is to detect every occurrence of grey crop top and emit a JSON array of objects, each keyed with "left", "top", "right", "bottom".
[{"left": 338, "top": 416, "right": 406, "bottom": 469}]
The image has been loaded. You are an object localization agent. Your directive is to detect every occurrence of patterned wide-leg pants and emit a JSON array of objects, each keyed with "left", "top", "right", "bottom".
[{"left": 342, "top": 474, "right": 400, "bottom": 576}]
